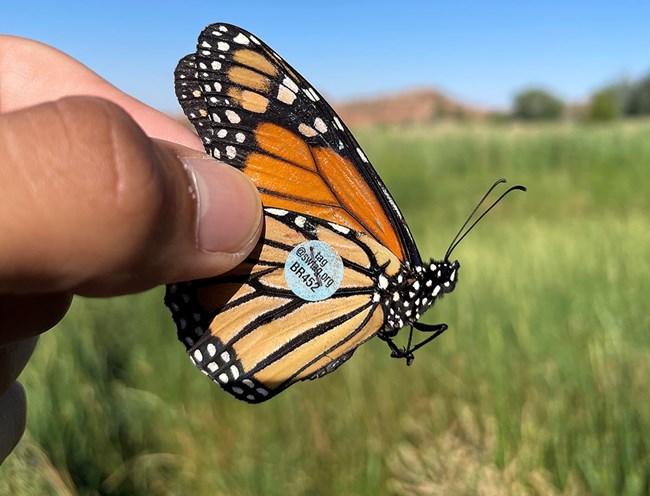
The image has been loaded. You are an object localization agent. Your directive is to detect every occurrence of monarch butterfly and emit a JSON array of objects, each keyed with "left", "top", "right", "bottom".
[{"left": 166, "top": 23, "right": 525, "bottom": 403}]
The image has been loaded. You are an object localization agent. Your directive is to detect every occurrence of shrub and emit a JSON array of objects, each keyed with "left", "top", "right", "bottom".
[
  {"left": 625, "top": 74, "right": 650, "bottom": 115},
  {"left": 512, "top": 88, "right": 564, "bottom": 120},
  {"left": 585, "top": 89, "right": 619, "bottom": 121}
]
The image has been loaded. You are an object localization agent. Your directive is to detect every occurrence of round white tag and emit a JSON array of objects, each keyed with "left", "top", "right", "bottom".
[{"left": 284, "top": 241, "right": 344, "bottom": 301}]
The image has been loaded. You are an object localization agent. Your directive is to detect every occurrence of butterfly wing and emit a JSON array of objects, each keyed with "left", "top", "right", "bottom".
[
  {"left": 166, "top": 209, "right": 403, "bottom": 403},
  {"left": 175, "top": 23, "right": 421, "bottom": 266},
  {"left": 168, "top": 23, "right": 417, "bottom": 402}
]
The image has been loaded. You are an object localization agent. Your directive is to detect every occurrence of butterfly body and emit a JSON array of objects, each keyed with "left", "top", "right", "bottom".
[
  {"left": 166, "top": 23, "right": 480, "bottom": 403},
  {"left": 378, "top": 258, "right": 460, "bottom": 335}
]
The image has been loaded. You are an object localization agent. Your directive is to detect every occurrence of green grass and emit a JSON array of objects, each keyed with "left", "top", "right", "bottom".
[{"left": 2, "top": 120, "right": 649, "bottom": 495}]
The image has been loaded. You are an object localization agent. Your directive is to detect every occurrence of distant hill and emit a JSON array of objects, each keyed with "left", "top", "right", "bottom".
[
  {"left": 332, "top": 88, "right": 486, "bottom": 127},
  {"left": 173, "top": 88, "right": 487, "bottom": 131}
]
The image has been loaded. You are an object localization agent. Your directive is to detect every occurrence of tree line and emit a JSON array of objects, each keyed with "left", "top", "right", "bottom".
[{"left": 511, "top": 72, "right": 650, "bottom": 121}]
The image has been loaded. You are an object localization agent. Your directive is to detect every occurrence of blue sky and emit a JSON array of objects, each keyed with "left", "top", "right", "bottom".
[{"left": 2, "top": 1, "right": 648, "bottom": 113}]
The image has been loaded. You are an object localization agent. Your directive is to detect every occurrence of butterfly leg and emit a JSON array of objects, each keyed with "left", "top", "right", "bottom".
[
  {"left": 380, "top": 323, "right": 448, "bottom": 366},
  {"left": 380, "top": 332, "right": 415, "bottom": 365}
]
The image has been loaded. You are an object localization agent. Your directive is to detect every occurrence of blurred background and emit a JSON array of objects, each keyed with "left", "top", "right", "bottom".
[{"left": 1, "top": 1, "right": 649, "bottom": 495}]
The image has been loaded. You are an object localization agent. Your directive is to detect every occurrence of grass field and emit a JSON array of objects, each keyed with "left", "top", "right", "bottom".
[{"left": 1, "top": 120, "right": 649, "bottom": 495}]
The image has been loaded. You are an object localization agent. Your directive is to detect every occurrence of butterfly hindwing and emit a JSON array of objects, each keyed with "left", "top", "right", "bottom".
[{"left": 166, "top": 209, "right": 403, "bottom": 403}]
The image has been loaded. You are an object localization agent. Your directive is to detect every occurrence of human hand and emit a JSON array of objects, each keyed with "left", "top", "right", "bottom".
[{"left": 0, "top": 36, "right": 263, "bottom": 463}]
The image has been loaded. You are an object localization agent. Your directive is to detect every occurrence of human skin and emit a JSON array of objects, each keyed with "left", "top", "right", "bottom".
[{"left": 0, "top": 36, "right": 263, "bottom": 463}]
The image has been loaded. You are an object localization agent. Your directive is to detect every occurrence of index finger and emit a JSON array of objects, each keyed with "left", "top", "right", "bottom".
[{"left": 0, "top": 35, "right": 202, "bottom": 150}]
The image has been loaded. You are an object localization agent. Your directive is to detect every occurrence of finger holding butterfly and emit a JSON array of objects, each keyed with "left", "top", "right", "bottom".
[
  {"left": 0, "top": 35, "right": 202, "bottom": 149},
  {"left": 0, "top": 36, "right": 263, "bottom": 463},
  {"left": 0, "top": 36, "right": 264, "bottom": 343}
]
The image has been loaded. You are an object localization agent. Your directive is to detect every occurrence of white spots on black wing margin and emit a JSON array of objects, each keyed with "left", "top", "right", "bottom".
[
  {"left": 277, "top": 76, "right": 300, "bottom": 105},
  {"left": 298, "top": 123, "right": 318, "bottom": 137},
  {"left": 283, "top": 76, "right": 299, "bottom": 93},
  {"left": 356, "top": 147, "right": 369, "bottom": 163},
  {"left": 314, "top": 117, "right": 327, "bottom": 133},
  {"left": 190, "top": 340, "right": 270, "bottom": 400},
  {"left": 303, "top": 87, "right": 320, "bottom": 102},
  {"left": 277, "top": 85, "right": 297, "bottom": 105},
  {"left": 295, "top": 216, "right": 307, "bottom": 228},
  {"left": 328, "top": 222, "right": 350, "bottom": 234},
  {"left": 225, "top": 110, "right": 241, "bottom": 123},
  {"left": 233, "top": 33, "right": 250, "bottom": 45},
  {"left": 265, "top": 207, "right": 289, "bottom": 216},
  {"left": 309, "top": 87, "right": 320, "bottom": 101}
]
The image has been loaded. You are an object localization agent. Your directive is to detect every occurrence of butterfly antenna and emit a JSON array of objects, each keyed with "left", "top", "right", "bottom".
[
  {"left": 445, "top": 179, "right": 526, "bottom": 260},
  {"left": 444, "top": 178, "right": 506, "bottom": 259}
]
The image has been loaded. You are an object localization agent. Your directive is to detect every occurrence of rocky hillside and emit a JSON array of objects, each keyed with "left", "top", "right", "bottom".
[{"left": 332, "top": 88, "right": 485, "bottom": 127}]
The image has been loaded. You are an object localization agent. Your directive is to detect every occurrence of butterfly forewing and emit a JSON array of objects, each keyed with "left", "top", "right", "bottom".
[{"left": 175, "top": 23, "right": 420, "bottom": 265}]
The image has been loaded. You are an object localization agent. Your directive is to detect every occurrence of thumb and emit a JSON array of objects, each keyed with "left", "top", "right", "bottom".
[{"left": 0, "top": 96, "right": 263, "bottom": 297}]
